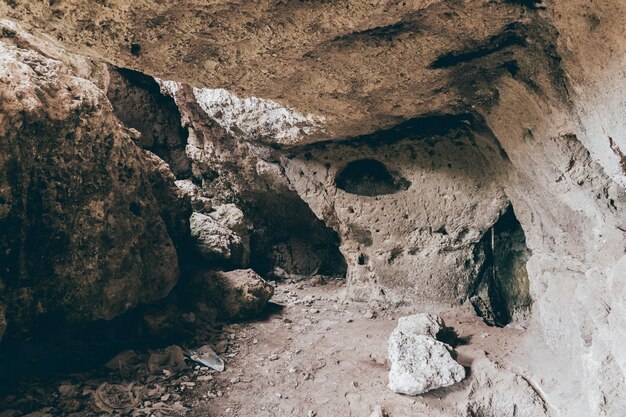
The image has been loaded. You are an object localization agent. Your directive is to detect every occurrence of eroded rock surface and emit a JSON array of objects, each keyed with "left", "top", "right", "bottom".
[
  {"left": 0, "top": 0, "right": 625, "bottom": 415},
  {"left": 388, "top": 314, "right": 465, "bottom": 395},
  {"left": 190, "top": 212, "right": 245, "bottom": 268},
  {"left": 106, "top": 66, "right": 191, "bottom": 178},
  {"left": 0, "top": 38, "right": 188, "bottom": 340}
]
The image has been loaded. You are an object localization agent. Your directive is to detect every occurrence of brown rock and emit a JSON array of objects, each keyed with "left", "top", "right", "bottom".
[{"left": 186, "top": 269, "right": 274, "bottom": 321}]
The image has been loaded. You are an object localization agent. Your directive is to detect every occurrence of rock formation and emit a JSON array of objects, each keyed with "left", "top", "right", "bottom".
[
  {"left": 185, "top": 269, "right": 274, "bottom": 321},
  {"left": 467, "top": 354, "right": 552, "bottom": 417},
  {"left": 0, "top": 0, "right": 624, "bottom": 415},
  {"left": 0, "top": 29, "right": 190, "bottom": 341}
]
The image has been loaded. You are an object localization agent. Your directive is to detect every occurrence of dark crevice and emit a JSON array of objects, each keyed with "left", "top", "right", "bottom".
[
  {"left": 429, "top": 24, "right": 527, "bottom": 69},
  {"left": 107, "top": 67, "right": 192, "bottom": 179},
  {"left": 470, "top": 205, "right": 532, "bottom": 327},
  {"left": 505, "top": 0, "right": 545, "bottom": 10},
  {"left": 326, "top": 21, "right": 420, "bottom": 45},
  {"left": 287, "top": 113, "right": 474, "bottom": 154}
]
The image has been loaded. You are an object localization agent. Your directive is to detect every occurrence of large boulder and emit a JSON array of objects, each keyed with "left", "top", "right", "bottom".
[
  {"left": 0, "top": 39, "right": 188, "bottom": 340},
  {"left": 208, "top": 204, "right": 251, "bottom": 266},
  {"left": 388, "top": 314, "right": 465, "bottom": 395}
]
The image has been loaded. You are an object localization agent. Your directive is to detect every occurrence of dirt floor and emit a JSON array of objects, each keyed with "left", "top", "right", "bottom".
[
  {"left": 0, "top": 277, "right": 526, "bottom": 417},
  {"left": 186, "top": 278, "right": 524, "bottom": 417}
]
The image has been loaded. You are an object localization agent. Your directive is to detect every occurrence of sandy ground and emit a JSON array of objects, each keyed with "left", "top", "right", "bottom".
[{"left": 184, "top": 278, "right": 525, "bottom": 417}]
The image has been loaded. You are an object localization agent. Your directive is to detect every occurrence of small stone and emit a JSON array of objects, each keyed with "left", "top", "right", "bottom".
[{"left": 268, "top": 354, "right": 279, "bottom": 361}]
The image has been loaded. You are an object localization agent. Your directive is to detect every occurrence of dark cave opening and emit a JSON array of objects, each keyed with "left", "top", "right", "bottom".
[
  {"left": 470, "top": 205, "right": 532, "bottom": 327},
  {"left": 335, "top": 159, "right": 410, "bottom": 196},
  {"left": 244, "top": 192, "right": 347, "bottom": 281}
]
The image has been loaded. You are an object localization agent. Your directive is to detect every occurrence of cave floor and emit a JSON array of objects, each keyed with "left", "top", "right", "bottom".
[
  {"left": 184, "top": 278, "right": 525, "bottom": 417},
  {"left": 0, "top": 278, "right": 527, "bottom": 417}
]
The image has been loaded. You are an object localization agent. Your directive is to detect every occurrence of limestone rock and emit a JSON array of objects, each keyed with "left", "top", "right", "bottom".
[
  {"left": 186, "top": 269, "right": 274, "bottom": 321},
  {"left": 467, "top": 355, "right": 551, "bottom": 417},
  {"left": 388, "top": 314, "right": 465, "bottom": 395},
  {"left": 190, "top": 212, "right": 244, "bottom": 267},
  {"left": 175, "top": 179, "right": 212, "bottom": 213},
  {"left": 163, "top": 83, "right": 347, "bottom": 279},
  {"left": 0, "top": 39, "right": 185, "bottom": 339}
]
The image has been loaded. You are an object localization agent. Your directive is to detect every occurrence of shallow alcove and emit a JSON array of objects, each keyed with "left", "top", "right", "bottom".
[
  {"left": 470, "top": 205, "right": 532, "bottom": 327},
  {"left": 335, "top": 159, "right": 410, "bottom": 196}
]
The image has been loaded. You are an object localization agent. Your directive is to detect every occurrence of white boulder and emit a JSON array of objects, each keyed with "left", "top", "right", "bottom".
[{"left": 388, "top": 314, "right": 465, "bottom": 395}]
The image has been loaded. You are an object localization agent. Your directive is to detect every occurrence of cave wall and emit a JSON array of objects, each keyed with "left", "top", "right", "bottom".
[
  {"left": 159, "top": 82, "right": 347, "bottom": 280},
  {"left": 106, "top": 66, "right": 192, "bottom": 179},
  {"left": 281, "top": 132, "right": 509, "bottom": 305},
  {"left": 483, "top": 77, "right": 626, "bottom": 417}
]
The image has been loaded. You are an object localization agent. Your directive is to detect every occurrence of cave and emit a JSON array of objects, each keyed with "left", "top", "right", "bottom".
[
  {"left": 1, "top": 1, "right": 625, "bottom": 416},
  {"left": 335, "top": 159, "right": 410, "bottom": 196}
]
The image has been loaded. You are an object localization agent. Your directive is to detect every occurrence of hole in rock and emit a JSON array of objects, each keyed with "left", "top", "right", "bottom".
[
  {"left": 335, "top": 159, "right": 410, "bottom": 196},
  {"left": 470, "top": 205, "right": 532, "bottom": 327}
]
